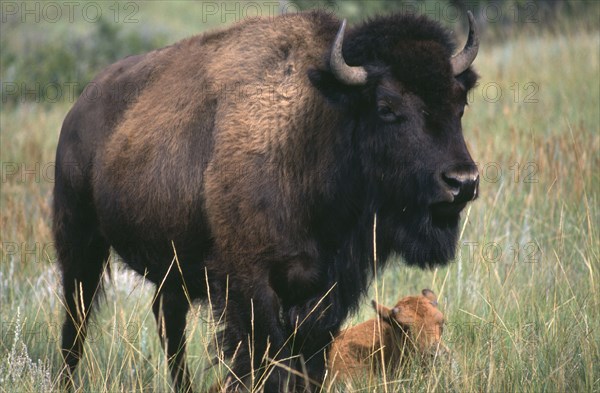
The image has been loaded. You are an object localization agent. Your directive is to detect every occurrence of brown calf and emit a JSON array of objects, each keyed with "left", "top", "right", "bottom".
[{"left": 328, "top": 289, "right": 447, "bottom": 382}]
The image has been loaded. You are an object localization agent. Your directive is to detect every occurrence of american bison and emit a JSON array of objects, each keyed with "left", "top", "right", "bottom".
[
  {"left": 54, "top": 9, "right": 479, "bottom": 392},
  {"left": 328, "top": 289, "right": 447, "bottom": 384}
]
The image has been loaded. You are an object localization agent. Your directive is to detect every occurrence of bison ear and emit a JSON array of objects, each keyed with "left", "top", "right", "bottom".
[
  {"left": 456, "top": 68, "right": 479, "bottom": 92},
  {"left": 308, "top": 69, "right": 357, "bottom": 106},
  {"left": 422, "top": 289, "right": 438, "bottom": 306}
]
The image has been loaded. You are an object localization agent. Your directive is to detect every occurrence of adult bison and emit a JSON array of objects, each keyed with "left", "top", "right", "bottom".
[{"left": 54, "top": 9, "right": 480, "bottom": 392}]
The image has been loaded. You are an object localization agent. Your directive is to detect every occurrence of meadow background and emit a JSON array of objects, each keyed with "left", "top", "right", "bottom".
[{"left": 1, "top": 0, "right": 598, "bottom": 391}]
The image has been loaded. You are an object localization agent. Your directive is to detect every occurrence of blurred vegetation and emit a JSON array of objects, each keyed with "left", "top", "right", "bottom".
[
  {"left": 1, "top": 12, "right": 168, "bottom": 105},
  {"left": 0, "top": 0, "right": 598, "bottom": 105},
  {"left": 292, "top": 0, "right": 595, "bottom": 17},
  {"left": 290, "top": 0, "right": 599, "bottom": 32}
]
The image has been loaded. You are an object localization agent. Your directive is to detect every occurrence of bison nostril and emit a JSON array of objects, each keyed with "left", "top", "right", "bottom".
[
  {"left": 442, "top": 173, "right": 462, "bottom": 196},
  {"left": 441, "top": 170, "right": 479, "bottom": 203}
]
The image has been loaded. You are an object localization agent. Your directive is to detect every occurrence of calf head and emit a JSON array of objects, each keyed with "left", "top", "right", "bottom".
[{"left": 372, "top": 289, "right": 445, "bottom": 357}]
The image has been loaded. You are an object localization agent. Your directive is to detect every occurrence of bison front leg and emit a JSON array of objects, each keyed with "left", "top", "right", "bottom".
[
  {"left": 285, "top": 292, "right": 344, "bottom": 390},
  {"left": 220, "top": 281, "right": 298, "bottom": 392},
  {"left": 267, "top": 258, "right": 343, "bottom": 391}
]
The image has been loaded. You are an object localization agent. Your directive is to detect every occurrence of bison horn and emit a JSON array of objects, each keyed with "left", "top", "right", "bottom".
[
  {"left": 451, "top": 11, "right": 480, "bottom": 76},
  {"left": 330, "top": 19, "right": 368, "bottom": 86}
]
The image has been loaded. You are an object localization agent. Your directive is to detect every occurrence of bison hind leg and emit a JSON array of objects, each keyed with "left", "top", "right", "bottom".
[{"left": 54, "top": 185, "right": 110, "bottom": 388}]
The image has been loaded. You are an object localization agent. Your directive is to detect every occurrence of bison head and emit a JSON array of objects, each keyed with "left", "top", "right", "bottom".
[{"left": 310, "top": 12, "right": 480, "bottom": 268}]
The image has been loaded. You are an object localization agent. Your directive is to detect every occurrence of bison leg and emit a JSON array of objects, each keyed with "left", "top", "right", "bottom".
[
  {"left": 152, "top": 290, "right": 193, "bottom": 392},
  {"left": 54, "top": 188, "right": 110, "bottom": 388},
  {"left": 286, "top": 292, "right": 346, "bottom": 390},
  {"left": 221, "top": 283, "right": 296, "bottom": 392}
]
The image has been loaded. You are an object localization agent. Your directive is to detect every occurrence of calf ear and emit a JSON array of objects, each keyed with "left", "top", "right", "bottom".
[
  {"left": 422, "top": 289, "right": 438, "bottom": 306},
  {"left": 371, "top": 299, "right": 393, "bottom": 320}
]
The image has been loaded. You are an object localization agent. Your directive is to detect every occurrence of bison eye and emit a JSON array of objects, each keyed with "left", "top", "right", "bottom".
[{"left": 377, "top": 104, "right": 397, "bottom": 122}]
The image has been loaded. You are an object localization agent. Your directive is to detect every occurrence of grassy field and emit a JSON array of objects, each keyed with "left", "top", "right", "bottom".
[{"left": 1, "top": 2, "right": 598, "bottom": 392}]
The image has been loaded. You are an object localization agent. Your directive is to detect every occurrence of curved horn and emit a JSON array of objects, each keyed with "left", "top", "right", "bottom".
[
  {"left": 451, "top": 11, "right": 480, "bottom": 75},
  {"left": 330, "top": 19, "right": 368, "bottom": 86}
]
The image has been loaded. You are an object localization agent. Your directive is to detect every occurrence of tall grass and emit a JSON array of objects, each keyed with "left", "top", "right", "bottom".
[{"left": 1, "top": 3, "right": 598, "bottom": 392}]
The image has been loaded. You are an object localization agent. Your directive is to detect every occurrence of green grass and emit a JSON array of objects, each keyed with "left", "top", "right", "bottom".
[{"left": 1, "top": 2, "right": 599, "bottom": 392}]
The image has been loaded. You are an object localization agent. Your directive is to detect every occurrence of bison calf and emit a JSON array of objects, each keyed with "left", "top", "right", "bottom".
[{"left": 328, "top": 289, "right": 447, "bottom": 382}]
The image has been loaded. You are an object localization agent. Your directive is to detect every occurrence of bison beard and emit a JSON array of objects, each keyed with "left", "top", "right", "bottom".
[{"left": 53, "top": 10, "right": 479, "bottom": 393}]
